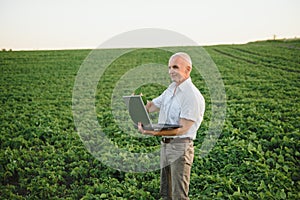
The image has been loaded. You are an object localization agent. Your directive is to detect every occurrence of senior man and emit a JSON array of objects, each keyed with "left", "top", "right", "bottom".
[{"left": 138, "top": 52, "right": 205, "bottom": 200}]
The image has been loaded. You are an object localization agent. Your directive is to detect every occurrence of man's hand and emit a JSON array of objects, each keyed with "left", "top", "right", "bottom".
[
  {"left": 138, "top": 118, "right": 195, "bottom": 137},
  {"left": 137, "top": 122, "right": 157, "bottom": 136},
  {"left": 137, "top": 122, "right": 179, "bottom": 137},
  {"left": 145, "top": 101, "right": 159, "bottom": 113}
]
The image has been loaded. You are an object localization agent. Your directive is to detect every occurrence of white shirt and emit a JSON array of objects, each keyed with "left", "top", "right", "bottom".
[{"left": 152, "top": 78, "right": 205, "bottom": 140}]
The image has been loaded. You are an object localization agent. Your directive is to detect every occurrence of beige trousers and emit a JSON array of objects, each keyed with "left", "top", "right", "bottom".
[{"left": 160, "top": 141, "right": 194, "bottom": 200}]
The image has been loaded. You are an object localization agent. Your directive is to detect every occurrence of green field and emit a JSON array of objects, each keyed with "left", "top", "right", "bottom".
[{"left": 1, "top": 39, "right": 299, "bottom": 199}]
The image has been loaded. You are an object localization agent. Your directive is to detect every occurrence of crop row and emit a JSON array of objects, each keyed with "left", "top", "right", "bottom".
[{"left": 1, "top": 40, "right": 299, "bottom": 199}]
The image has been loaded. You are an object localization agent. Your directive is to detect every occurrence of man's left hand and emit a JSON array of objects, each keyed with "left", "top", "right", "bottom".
[{"left": 138, "top": 122, "right": 157, "bottom": 136}]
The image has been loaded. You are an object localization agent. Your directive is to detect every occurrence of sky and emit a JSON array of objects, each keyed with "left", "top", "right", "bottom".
[{"left": 0, "top": 0, "right": 299, "bottom": 50}]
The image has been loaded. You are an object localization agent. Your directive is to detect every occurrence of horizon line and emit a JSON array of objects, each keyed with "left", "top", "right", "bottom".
[{"left": 1, "top": 37, "right": 299, "bottom": 52}]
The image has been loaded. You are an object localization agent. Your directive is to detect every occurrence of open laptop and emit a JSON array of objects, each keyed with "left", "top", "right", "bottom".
[{"left": 123, "top": 95, "right": 182, "bottom": 131}]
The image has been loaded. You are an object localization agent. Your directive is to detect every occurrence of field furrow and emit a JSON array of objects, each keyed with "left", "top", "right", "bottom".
[{"left": 1, "top": 40, "right": 299, "bottom": 199}]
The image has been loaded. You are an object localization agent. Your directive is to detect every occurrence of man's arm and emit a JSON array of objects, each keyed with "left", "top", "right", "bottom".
[
  {"left": 138, "top": 118, "right": 194, "bottom": 136},
  {"left": 145, "top": 101, "right": 159, "bottom": 113}
]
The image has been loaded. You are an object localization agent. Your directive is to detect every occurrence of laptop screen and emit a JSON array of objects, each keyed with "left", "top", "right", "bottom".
[{"left": 123, "top": 95, "right": 152, "bottom": 127}]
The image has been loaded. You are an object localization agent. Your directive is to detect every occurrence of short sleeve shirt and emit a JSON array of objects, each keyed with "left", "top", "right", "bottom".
[{"left": 152, "top": 78, "right": 205, "bottom": 140}]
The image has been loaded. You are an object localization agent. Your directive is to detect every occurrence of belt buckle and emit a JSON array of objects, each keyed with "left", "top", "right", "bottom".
[{"left": 162, "top": 138, "right": 173, "bottom": 143}]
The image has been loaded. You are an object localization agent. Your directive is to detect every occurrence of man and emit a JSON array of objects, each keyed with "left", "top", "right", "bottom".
[{"left": 138, "top": 52, "right": 205, "bottom": 200}]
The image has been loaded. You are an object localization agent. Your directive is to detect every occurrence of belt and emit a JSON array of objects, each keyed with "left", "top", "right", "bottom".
[{"left": 162, "top": 137, "right": 192, "bottom": 143}]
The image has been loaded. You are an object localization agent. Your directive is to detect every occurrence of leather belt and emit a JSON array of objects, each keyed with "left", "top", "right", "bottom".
[{"left": 162, "top": 137, "right": 192, "bottom": 143}]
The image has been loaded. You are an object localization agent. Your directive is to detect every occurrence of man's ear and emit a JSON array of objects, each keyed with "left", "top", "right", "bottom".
[{"left": 186, "top": 65, "right": 191, "bottom": 73}]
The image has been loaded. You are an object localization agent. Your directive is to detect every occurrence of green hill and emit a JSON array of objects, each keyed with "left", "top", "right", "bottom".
[{"left": 1, "top": 39, "right": 299, "bottom": 199}]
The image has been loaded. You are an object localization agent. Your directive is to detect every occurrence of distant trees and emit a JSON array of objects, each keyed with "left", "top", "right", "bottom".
[{"left": 2, "top": 48, "right": 12, "bottom": 51}]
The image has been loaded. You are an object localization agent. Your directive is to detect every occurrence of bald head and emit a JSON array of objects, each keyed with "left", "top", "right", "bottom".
[
  {"left": 168, "top": 52, "right": 193, "bottom": 85},
  {"left": 169, "top": 52, "right": 192, "bottom": 69}
]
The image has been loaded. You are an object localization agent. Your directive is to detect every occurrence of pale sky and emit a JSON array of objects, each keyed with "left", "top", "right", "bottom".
[{"left": 1, "top": 0, "right": 299, "bottom": 50}]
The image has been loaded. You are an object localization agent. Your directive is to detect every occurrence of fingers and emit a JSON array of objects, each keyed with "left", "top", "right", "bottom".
[
  {"left": 138, "top": 122, "right": 144, "bottom": 134},
  {"left": 138, "top": 122, "right": 152, "bottom": 135},
  {"left": 138, "top": 122, "right": 157, "bottom": 136}
]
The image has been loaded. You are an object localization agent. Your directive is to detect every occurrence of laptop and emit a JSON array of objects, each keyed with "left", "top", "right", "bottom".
[{"left": 123, "top": 95, "right": 182, "bottom": 131}]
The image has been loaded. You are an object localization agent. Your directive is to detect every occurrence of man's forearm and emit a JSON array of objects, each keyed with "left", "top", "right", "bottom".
[
  {"left": 139, "top": 118, "right": 194, "bottom": 137},
  {"left": 146, "top": 101, "right": 159, "bottom": 113},
  {"left": 152, "top": 128, "right": 180, "bottom": 136},
  {"left": 144, "top": 127, "right": 189, "bottom": 137}
]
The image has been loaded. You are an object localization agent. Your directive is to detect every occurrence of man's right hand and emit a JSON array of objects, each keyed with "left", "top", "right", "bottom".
[{"left": 145, "top": 101, "right": 159, "bottom": 113}]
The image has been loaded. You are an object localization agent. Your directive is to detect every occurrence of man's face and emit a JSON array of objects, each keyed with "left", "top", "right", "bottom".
[{"left": 168, "top": 56, "right": 190, "bottom": 85}]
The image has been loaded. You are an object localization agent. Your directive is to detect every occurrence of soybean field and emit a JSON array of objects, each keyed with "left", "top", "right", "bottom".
[{"left": 1, "top": 39, "right": 299, "bottom": 199}]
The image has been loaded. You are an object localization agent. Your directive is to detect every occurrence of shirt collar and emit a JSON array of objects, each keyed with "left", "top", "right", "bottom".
[{"left": 177, "top": 77, "right": 192, "bottom": 92}]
